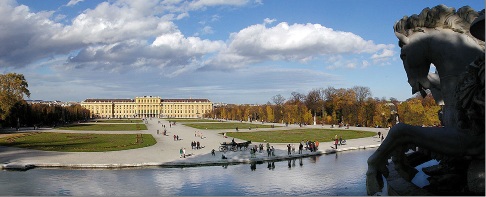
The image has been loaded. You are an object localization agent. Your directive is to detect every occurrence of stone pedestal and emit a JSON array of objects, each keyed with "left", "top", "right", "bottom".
[{"left": 386, "top": 163, "right": 433, "bottom": 196}]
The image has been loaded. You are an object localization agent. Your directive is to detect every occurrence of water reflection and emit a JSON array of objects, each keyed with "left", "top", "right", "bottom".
[
  {"left": 267, "top": 162, "right": 275, "bottom": 170},
  {"left": 0, "top": 149, "right": 376, "bottom": 196},
  {"left": 250, "top": 163, "right": 256, "bottom": 171}
]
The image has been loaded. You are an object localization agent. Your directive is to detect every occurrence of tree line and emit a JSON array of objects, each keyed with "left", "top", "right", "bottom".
[
  {"left": 0, "top": 73, "right": 89, "bottom": 129},
  {"left": 206, "top": 86, "right": 441, "bottom": 127},
  {"left": 1, "top": 73, "right": 440, "bottom": 129}
]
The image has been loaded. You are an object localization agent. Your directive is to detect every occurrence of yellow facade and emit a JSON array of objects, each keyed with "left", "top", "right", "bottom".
[{"left": 81, "top": 96, "right": 212, "bottom": 119}]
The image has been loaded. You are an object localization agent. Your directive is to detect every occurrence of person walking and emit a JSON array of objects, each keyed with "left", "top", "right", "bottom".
[
  {"left": 179, "top": 148, "right": 183, "bottom": 158},
  {"left": 299, "top": 143, "right": 303, "bottom": 154},
  {"left": 334, "top": 138, "right": 338, "bottom": 149},
  {"left": 182, "top": 148, "right": 186, "bottom": 158},
  {"left": 287, "top": 144, "right": 291, "bottom": 155}
]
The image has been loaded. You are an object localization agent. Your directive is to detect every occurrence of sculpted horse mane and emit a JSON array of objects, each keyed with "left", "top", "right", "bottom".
[
  {"left": 366, "top": 5, "right": 485, "bottom": 196},
  {"left": 394, "top": 5, "right": 483, "bottom": 47}
]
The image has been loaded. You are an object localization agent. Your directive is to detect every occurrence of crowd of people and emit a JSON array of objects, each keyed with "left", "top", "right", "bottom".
[{"left": 163, "top": 119, "right": 378, "bottom": 162}]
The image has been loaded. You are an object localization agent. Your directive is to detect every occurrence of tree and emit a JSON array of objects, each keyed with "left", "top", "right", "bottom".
[
  {"left": 398, "top": 98, "right": 426, "bottom": 126},
  {"left": 305, "top": 89, "right": 323, "bottom": 118},
  {"left": 352, "top": 86, "right": 372, "bottom": 103},
  {"left": 271, "top": 94, "right": 285, "bottom": 122},
  {"left": 352, "top": 86, "right": 372, "bottom": 126},
  {"left": 288, "top": 92, "right": 305, "bottom": 105},
  {"left": 271, "top": 94, "right": 286, "bottom": 106},
  {"left": 0, "top": 73, "right": 30, "bottom": 121},
  {"left": 419, "top": 93, "right": 441, "bottom": 126},
  {"left": 266, "top": 105, "right": 274, "bottom": 123}
]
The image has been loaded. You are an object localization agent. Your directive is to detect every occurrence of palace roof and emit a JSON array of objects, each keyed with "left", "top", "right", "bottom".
[{"left": 83, "top": 99, "right": 134, "bottom": 103}]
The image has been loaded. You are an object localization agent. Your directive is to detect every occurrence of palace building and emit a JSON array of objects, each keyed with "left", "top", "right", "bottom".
[{"left": 81, "top": 96, "right": 213, "bottom": 119}]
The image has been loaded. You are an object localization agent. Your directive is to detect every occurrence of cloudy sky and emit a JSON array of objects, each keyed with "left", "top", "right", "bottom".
[{"left": 1, "top": 0, "right": 483, "bottom": 104}]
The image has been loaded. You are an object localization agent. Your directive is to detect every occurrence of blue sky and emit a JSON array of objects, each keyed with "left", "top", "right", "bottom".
[{"left": 1, "top": 0, "right": 483, "bottom": 104}]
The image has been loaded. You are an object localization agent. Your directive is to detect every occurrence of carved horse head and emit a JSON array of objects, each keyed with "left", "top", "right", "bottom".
[{"left": 394, "top": 5, "right": 484, "bottom": 103}]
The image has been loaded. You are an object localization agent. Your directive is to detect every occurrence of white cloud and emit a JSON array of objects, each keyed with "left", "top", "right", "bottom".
[
  {"left": 204, "top": 22, "right": 394, "bottom": 70},
  {"left": 188, "top": 0, "right": 250, "bottom": 10},
  {"left": 152, "top": 32, "right": 224, "bottom": 53},
  {"left": 63, "top": 31, "right": 224, "bottom": 76},
  {"left": 0, "top": 0, "right": 227, "bottom": 76},
  {"left": 263, "top": 18, "right": 277, "bottom": 25},
  {"left": 371, "top": 48, "right": 394, "bottom": 62},
  {"left": 211, "top": 14, "right": 220, "bottom": 22},
  {"left": 66, "top": 0, "right": 84, "bottom": 7},
  {"left": 55, "top": 2, "right": 177, "bottom": 44},
  {"left": 0, "top": 2, "right": 70, "bottom": 68},
  {"left": 0, "top": 0, "right": 261, "bottom": 71},
  {"left": 201, "top": 26, "right": 215, "bottom": 35},
  {"left": 362, "top": 60, "right": 370, "bottom": 68},
  {"left": 346, "top": 62, "right": 356, "bottom": 68}
]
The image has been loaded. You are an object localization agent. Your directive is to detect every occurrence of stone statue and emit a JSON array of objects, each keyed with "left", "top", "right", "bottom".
[{"left": 366, "top": 5, "right": 485, "bottom": 195}]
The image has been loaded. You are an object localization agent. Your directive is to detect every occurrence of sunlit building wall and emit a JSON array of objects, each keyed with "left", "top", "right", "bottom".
[{"left": 81, "top": 96, "right": 212, "bottom": 119}]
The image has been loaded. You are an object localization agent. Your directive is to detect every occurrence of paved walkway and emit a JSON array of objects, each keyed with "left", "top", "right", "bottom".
[{"left": 0, "top": 118, "right": 389, "bottom": 170}]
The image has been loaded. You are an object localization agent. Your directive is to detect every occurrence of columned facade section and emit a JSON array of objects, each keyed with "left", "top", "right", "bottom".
[{"left": 161, "top": 99, "right": 213, "bottom": 118}]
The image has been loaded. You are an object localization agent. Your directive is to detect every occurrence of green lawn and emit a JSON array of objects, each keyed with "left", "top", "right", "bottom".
[
  {"left": 225, "top": 129, "right": 376, "bottom": 143},
  {"left": 56, "top": 124, "right": 147, "bottom": 131},
  {"left": 0, "top": 132, "right": 156, "bottom": 152},
  {"left": 91, "top": 119, "right": 143, "bottom": 123},
  {"left": 164, "top": 119, "right": 221, "bottom": 123},
  {"left": 183, "top": 122, "right": 278, "bottom": 130}
]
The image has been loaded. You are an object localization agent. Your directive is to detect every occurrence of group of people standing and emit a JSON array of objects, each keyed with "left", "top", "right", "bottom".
[
  {"left": 301, "top": 140, "right": 319, "bottom": 152},
  {"left": 191, "top": 141, "right": 203, "bottom": 149},
  {"left": 263, "top": 141, "right": 275, "bottom": 157},
  {"left": 286, "top": 144, "right": 296, "bottom": 155},
  {"left": 251, "top": 143, "right": 265, "bottom": 154}
]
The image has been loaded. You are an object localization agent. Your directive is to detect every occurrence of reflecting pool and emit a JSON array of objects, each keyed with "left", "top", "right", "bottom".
[{"left": 0, "top": 149, "right": 377, "bottom": 196}]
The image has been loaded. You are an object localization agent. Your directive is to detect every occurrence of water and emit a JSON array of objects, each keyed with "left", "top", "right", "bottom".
[{"left": 0, "top": 149, "right": 375, "bottom": 196}]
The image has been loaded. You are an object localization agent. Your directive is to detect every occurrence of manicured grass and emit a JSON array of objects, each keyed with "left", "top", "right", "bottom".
[
  {"left": 183, "top": 122, "right": 278, "bottom": 130},
  {"left": 164, "top": 119, "right": 222, "bottom": 123},
  {"left": 0, "top": 132, "right": 156, "bottom": 152},
  {"left": 91, "top": 119, "right": 143, "bottom": 123},
  {"left": 56, "top": 124, "right": 147, "bottom": 131},
  {"left": 225, "top": 129, "right": 376, "bottom": 143}
]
